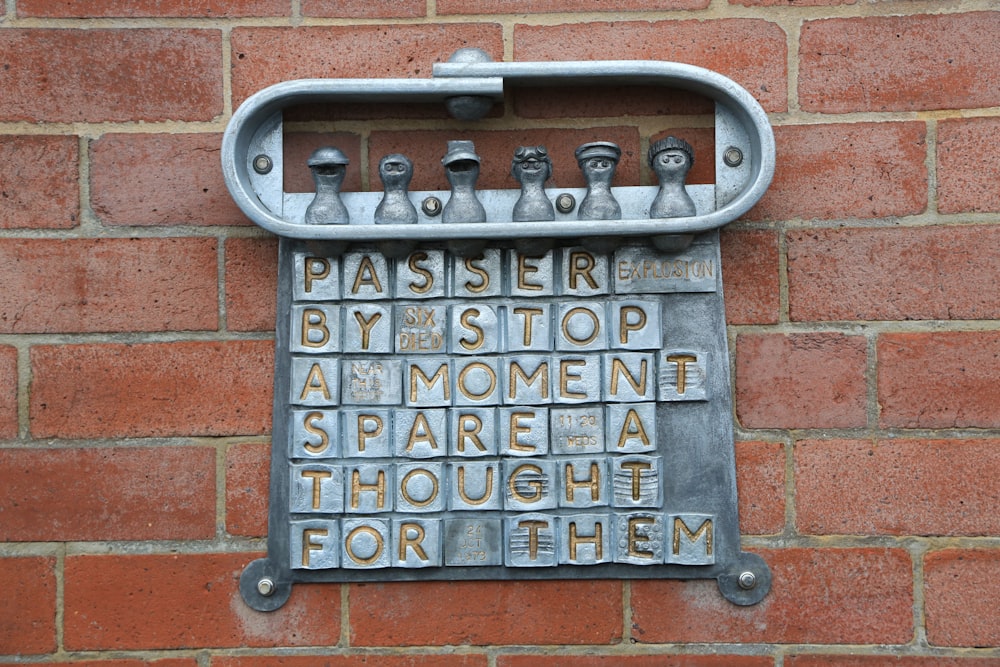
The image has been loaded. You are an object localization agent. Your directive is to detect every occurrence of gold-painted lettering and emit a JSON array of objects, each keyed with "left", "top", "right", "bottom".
[
  {"left": 301, "top": 469, "right": 332, "bottom": 509},
  {"left": 406, "top": 412, "right": 439, "bottom": 451},
  {"left": 356, "top": 414, "right": 383, "bottom": 452},
  {"left": 301, "top": 308, "right": 330, "bottom": 348},
  {"left": 518, "top": 520, "right": 548, "bottom": 560},
  {"left": 398, "top": 523, "right": 429, "bottom": 561},
  {"left": 569, "top": 521, "right": 602, "bottom": 560},
  {"left": 610, "top": 357, "right": 647, "bottom": 397},
  {"left": 350, "top": 469, "right": 386, "bottom": 509},
  {"left": 517, "top": 254, "right": 543, "bottom": 291},
  {"left": 561, "top": 307, "right": 600, "bottom": 346},
  {"left": 620, "top": 460, "right": 652, "bottom": 501},
  {"left": 407, "top": 252, "right": 434, "bottom": 294},
  {"left": 459, "top": 308, "right": 485, "bottom": 351},
  {"left": 619, "top": 306, "right": 647, "bottom": 344},
  {"left": 565, "top": 462, "right": 601, "bottom": 502},
  {"left": 299, "top": 363, "right": 331, "bottom": 401},
  {"left": 457, "top": 413, "right": 486, "bottom": 452},
  {"left": 302, "top": 528, "right": 328, "bottom": 567},
  {"left": 400, "top": 468, "right": 439, "bottom": 508},
  {"left": 463, "top": 255, "right": 490, "bottom": 293},
  {"left": 628, "top": 517, "right": 655, "bottom": 559},
  {"left": 456, "top": 466, "right": 494, "bottom": 505},
  {"left": 616, "top": 408, "right": 650, "bottom": 449},
  {"left": 304, "top": 257, "right": 330, "bottom": 293},
  {"left": 302, "top": 411, "right": 329, "bottom": 454},
  {"left": 345, "top": 525, "right": 385, "bottom": 566},
  {"left": 508, "top": 463, "right": 543, "bottom": 503},
  {"left": 512, "top": 307, "right": 543, "bottom": 346},
  {"left": 351, "top": 255, "right": 383, "bottom": 294},
  {"left": 569, "top": 251, "right": 598, "bottom": 290},
  {"left": 509, "top": 411, "right": 536, "bottom": 452},
  {"left": 559, "top": 359, "right": 587, "bottom": 399},
  {"left": 508, "top": 360, "right": 549, "bottom": 400},
  {"left": 673, "top": 517, "right": 713, "bottom": 556},
  {"left": 667, "top": 354, "right": 697, "bottom": 394},
  {"left": 457, "top": 362, "right": 496, "bottom": 401},
  {"left": 353, "top": 311, "right": 382, "bottom": 351},
  {"left": 409, "top": 363, "right": 450, "bottom": 403}
]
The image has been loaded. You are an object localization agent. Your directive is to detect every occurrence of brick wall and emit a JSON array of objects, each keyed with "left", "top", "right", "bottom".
[{"left": 1, "top": 0, "right": 998, "bottom": 664}]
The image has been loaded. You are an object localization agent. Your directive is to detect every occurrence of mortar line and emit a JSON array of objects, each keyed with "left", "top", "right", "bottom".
[
  {"left": 340, "top": 583, "right": 351, "bottom": 647},
  {"left": 924, "top": 117, "right": 939, "bottom": 215}
]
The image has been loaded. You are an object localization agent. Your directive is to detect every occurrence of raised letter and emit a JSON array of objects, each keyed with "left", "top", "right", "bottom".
[{"left": 667, "top": 354, "right": 697, "bottom": 395}]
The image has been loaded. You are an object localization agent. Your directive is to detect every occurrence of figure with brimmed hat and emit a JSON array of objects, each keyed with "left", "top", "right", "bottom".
[
  {"left": 304, "top": 146, "right": 350, "bottom": 225},
  {"left": 648, "top": 136, "right": 697, "bottom": 219},
  {"left": 511, "top": 145, "right": 555, "bottom": 222},
  {"left": 442, "top": 139, "right": 487, "bottom": 224},
  {"left": 575, "top": 141, "right": 622, "bottom": 221}
]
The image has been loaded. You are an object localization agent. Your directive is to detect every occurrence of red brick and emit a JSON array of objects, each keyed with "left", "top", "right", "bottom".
[
  {"left": 231, "top": 25, "right": 504, "bottom": 107},
  {"left": 0, "top": 346, "right": 16, "bottom": 440},
  {"left": 64, "top": 553, "right": 341, "bottom": 650},
  {"left": 18, "top": 0, "right": 287, "bottom": 16},
  {"left": 514, "top": 20, "right": 788, "bottom": 113},
  {"left": 796, "top": 438, "right": 1000, "bottom": 536},
  {"left": 214, "top": 656, "right": 486, "bottom": 667},
  {"left": 631, "top": 548, "right": 912, "bottom": 644},
  {"left": 0, "top": 658, "right": 196, "bottom": 667},
  {"left": 91, "top": 134, "right": 247, "bottom": 227},
  {"left": 302, "top": 0, "right": 425, "bottom": 17},
  {"left": 736, "top": 333, "right": 868, "bottom": 429},
  {"left": 0, "top": 446, "right": 215, "bottom": 541},
  {"left": 0, "top": 238, "right": 219, "bottom": 334},
  {"left": 736, "top": 440, "right": 785, "bottom": 535},
  {"left": 788, "top": 657, "right": 1000, "bottom": 667},
  {"left": 369, "top": 127, "right": 641, "bottom": 192},
  {"left": 441, "top": 0, "right": 708, "bottom": 13},
  {"left": 284, "top": 132, "right": 363, "bottom": 194},
  {"left": 925, "top": 549, "right": 1000, "bottom": 647},
  {"left": 788, "top": 226, "right": 1000, "bottom": 322},
  {"left": 878, "top": 332, "right": 1000, "bottom": 429},
  {"left": 513, "top": 86, "right": 713, "bottom": 120},
  {"left": 937, "top": 117, "right": 1000, "bottom": 214},
  {"left": 747, "top": 122, "right": 927, "bottom": 222},
  {"left": 350, "top": 580, "right": 622, "bottom": 645},
  {"left": 721, "top": 229, "right": 780, "bottom": 325},
  {"left": 225, "top": 442, "right": 269, "bottom": 538},
  {"left": 0, "top": 135, "right": 79, "bottom": 230},
  {"left": 0, "top": 29, "right": 222, "bottom": 123},
  {"left": 30, "top": 341, "right": 273, "bottom": 439},
  {"left": 225, "top": 237, "right": 277, "bottom": 332},
  {"left": 499, "top": 656, "right": 771, "bottom": 667},
  {"left": 0, "top": 556, "right": 56, "bottom": 654},
  {"left": 799, "top": 13, "right": 1000, "bottom": 113},
  {"left": 732, "top": 0, "right": 852, "bottom": 5}
]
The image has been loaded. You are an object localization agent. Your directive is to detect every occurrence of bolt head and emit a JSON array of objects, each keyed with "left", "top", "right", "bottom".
[
  {"left": 422, "top": 196, "right": 443, "bottom": 217},
  {"left": 737, "top": 571, "right": 757, "bottom": 590},
  {"left": 555, "top": 193, "right": 576, "bottom": 214},
  {"left": 723, "top": 147, "right": 744, "bottom": 168},
  {"left": 253, "top": 154, "right": 273, "bottom": 175},
  {"left": 257, "top": 577, "right": 275, "bottom": 596}
]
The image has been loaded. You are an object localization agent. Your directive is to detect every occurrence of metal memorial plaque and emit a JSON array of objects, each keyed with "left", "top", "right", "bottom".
[{"left": 222, "top": 52, "right": 776, "bottom": 610}]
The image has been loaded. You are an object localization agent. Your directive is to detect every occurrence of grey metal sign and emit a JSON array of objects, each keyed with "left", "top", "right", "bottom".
[{"left": 221, "top": 50, "right": 775, "bottom": 611}]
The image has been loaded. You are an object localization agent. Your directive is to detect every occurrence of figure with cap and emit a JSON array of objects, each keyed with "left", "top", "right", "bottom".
[
  {"left": 441, "top": 140, "right": 486, "bottom": 224},
  {"left": 575, "top": 141, "right": 622, "bottom": 221},
  {"left": 648, "top": 136, "right": 697, "bottom": 219},
  {"left": 374, "top": 153, "right": 418, "bottom": 225},
  {"left": 304, "top": 146, "right": 350, "bottom": 225},
  {"left": 511, "top": 145, "right": 555, "bottom": 222}
]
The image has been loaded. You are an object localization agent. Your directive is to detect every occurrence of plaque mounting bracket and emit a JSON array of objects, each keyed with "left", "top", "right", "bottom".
[{"left": 222, "top": 49, "right": 775, "bottom": 612}]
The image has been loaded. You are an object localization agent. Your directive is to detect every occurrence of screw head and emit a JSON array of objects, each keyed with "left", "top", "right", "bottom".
[
  {"left": 422, "top": 196, "right": 443, "bottom": 217},
  {"left": 253, "top": 154, "right": 273, "bottom": 175},
  {"left": 555, "top": 193, "right": 576, "bottom": 214},
  {"left": 257, "top": 577, "right": 275, "bottom": 596},
  {"left": 737, "top": 571, "right": 757, "bottom": 590},
  {"left": 723, "top": 146, "right": 744, "bottom": 168}
]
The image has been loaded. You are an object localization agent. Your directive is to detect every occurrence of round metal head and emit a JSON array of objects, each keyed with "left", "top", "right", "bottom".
[
  {"left": 307, "top": 146, "right": 350, "bottom": 167},
  {"left": 575, "top": 141, "right": 621, "bottom": 166},
  {"left": 648, "top": 136, "right": 694, "bottom": 169},
  {"left": 442, "top": 140, "right": 481, "bottom": 167}
]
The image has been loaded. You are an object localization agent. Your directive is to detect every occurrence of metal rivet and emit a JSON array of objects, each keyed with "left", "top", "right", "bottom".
[
  {"left": 723, "top": 147, "right": 743, "bottom": 168},
  {"left": 422, "top": 196, "right": 443, "bottom": 217},
  {"left": 555, "top": 193, "right": 576, "bottom": 214},
  {"left": 257, "top": 577, "right": 275, "bottom": 596},
  {"left": 738, "top": 571, "right": 756, "bottom": 590},
  {"left": 253, "top": 154, "right": 273, "bottom": 175}
]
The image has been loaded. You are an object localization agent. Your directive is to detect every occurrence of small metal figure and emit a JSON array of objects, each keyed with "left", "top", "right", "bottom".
[
  {"left": 648, "top": 136, "right": 697, "bottom": 218},
  {"left": 304, "top": 147, "right": 350, "bottom": 225},
  {"left": 511, "top": 145, "right": 555, "bottom": 222},
  {"left": 575, "top": 141, "right": 622, "bottom": 221},
  {"left": 441, "top": 140, "right": 487, "bottom": 224},
  {"left": 374, "top": 153, "right": 418, "bottom": 225}
]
